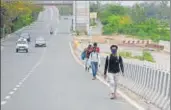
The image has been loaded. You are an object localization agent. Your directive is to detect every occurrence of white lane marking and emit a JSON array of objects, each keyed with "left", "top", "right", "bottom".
[
  {"left": 19, "top": 82, "right": 23, "bottom": 85},
  {"left": 9, "top": 91, "right": 14, "bottom": 95},
  {"left": 1, "top": 47, "right": 47, "bottom": 106},
  {"left": 13, "top": 88, "right": 17, "bottom": 91},
  {"left": 4, "top": 96, "right": 11, "bottom": 100},
  {"left": 21, "top": 78, "right": 26, "bottom": 83},
  {"left": 69, "top": 42, "right": 145, "bottom": 110},
  {"left": 16, "top": 85, "right": 20, "bottom": 88},
  {"left": 1, "top": 101, "right": 7, "bottom": 105}
]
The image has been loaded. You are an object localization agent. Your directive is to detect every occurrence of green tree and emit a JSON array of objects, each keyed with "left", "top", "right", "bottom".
[
  {"left": 90, "top": 2, "right": 98, "bottom": 12},
  {"left": 130, "top": 3, "right": 146, "bottom": 24}
]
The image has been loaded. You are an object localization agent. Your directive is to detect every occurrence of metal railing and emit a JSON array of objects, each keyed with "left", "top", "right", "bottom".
[{"left": 73, "top": 42, "right": 170, "bottom": 110}]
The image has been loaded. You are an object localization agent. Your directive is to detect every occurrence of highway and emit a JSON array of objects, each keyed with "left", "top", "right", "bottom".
[{"left": 1, "top": 6, "right": 137, "bottom": 110}]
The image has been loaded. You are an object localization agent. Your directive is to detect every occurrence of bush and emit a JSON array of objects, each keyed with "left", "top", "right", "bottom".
[
  {"left": 118, "top": 51, "right": 155, "bottom": 62},
  {"left": 98, "top": 4, "right": 170, "bottom": 42},
  {"left": 119, "top": 51, "right": 132, "bottom": 58},
  {"left": 142, "top": 51, "right": 155, "bottom": 62}
]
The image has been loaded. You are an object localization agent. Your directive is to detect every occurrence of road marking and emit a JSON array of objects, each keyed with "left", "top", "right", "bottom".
[
  {"left": 19, "top": 82, "right": 23, "bottom": 85},
  {"left": 1, "top": 101, "right": 7, "bottom": 105},
  {"left": 1, "top": 47, "right": 47, "bottom": 106},
  {"left": 9, "top": 91, "right": 14, "bottom": 95},
  {"left": 69, "top": 42, "right": 145, "bottom": 110},
  {"left": 13, "top": 88, "right": 17, "bottom": 91},
  {"left": 16, "top": 85, "right": 20, "bottom": 88},
  {"left": 1, "top": 7, "right": 55, "bottom": 105},
  {"left": 4, "top": 96, "right": 11, "bottom": 100}
]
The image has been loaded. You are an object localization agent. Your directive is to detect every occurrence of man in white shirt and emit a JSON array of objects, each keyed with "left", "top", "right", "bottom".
[{"left": 89, "top": 47, "right": 101, "bottom": 80}]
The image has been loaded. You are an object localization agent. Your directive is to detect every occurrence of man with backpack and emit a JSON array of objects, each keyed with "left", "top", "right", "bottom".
[
  {"left": 104, "top": 45, "right": 124, "bottom": 99},
  {"left": 89, "top": 47, "right": 101, "bottom": 80}
]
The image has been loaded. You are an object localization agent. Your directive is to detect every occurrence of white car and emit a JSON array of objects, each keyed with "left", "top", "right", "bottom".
[
  {"left": 16, "top": 39, "right": 29, "bottom": 53},
  {"left": 35, "top": 37, "right": 46, "bottom": 47}
]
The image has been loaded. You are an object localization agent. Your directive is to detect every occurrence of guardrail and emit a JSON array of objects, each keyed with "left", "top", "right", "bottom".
[{"left": 72, "top": 41, "right": 170, "bottom": 110}]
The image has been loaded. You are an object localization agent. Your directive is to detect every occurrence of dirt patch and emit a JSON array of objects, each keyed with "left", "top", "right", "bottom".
[{"left": 92, "top": 36, "right": 107, "bottom": 43}]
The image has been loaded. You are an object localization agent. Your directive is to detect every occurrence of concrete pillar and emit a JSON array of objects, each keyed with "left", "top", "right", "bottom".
[{"left": 75, "top": 1, "right": 90, "bottom": 31}]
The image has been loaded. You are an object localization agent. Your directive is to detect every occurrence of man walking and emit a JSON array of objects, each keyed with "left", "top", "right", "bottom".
[
  {"left": 104, "top": 45, "right": 124, "bottom": 99},
  {"left": 93, "top": 42, "right": 100, "bottom": 53},
  {"left": 89, "top": 47, "right": 101, "bottom": 80}
]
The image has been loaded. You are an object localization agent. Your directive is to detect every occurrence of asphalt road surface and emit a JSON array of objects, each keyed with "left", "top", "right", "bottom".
[{"left": 1, "top": 6, "right": 137, "bottom": 110}]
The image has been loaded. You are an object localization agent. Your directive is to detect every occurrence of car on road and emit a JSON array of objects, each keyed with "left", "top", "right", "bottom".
[
  {"left": 35, "top": 37, "right": 46, "bottom": 47},
  {"left": 16, "top": 39, "right": 29, "bottom": 53},
  {"left": 19, "top": 33, "right": 31, "bottom": 42}
]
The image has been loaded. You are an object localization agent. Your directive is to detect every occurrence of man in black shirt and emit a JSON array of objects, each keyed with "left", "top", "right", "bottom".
[{"left": 104, "top": 45, "right": 124, "bottom": 99}]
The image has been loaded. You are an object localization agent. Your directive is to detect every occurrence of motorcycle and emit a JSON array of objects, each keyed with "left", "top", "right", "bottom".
[{"left": 50, "top": 31, "right": 53, "bottom": 35}]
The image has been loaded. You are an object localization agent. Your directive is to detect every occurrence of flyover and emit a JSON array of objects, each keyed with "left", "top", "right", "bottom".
[{"left": 32, "top": 1, "right": 90, "bottom": 32}]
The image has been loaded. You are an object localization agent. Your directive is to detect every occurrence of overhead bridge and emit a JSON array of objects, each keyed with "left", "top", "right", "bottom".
[
  {"left": 32, "top": 1, "right": 73, "bottom": 5},
  {"left": 32, "top": 1, "right": 90, "bottom": 32}
]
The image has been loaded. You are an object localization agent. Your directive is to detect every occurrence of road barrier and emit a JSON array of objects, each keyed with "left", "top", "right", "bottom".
[
  {"left": 122, "top": 40, "right": 151, "bottom": 44},
  {"left": 72, "top": 42, "right": 170, "bottom": 110}
]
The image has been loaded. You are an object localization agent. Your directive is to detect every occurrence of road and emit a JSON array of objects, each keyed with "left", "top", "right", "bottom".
[
  {"left": 1, "top": 6, "right": 137, "bottom": 110},
  {"left": 91, "top": 20, "right": 103, "bottom": 35}
]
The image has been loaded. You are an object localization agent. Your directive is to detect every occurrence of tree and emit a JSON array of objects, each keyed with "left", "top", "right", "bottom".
[
  {"left": 98, "top": 2, "right": 170, "bottom": 41},
  {"left": 1, "top": 0, "right": 43, "bottom": 37},
  {"left": 130, "top": 3, "right": 146, "bottom": 24},
  {"left": 90, "top": 2, "right": 98, "bottom": 12}
]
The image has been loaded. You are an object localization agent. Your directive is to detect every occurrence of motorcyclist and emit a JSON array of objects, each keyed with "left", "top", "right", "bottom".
[{"left": 50, "top": 27, "right": 53, "bottom": 35}]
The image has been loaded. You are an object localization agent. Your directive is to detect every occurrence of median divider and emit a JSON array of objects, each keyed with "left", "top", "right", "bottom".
[{"left": 71, "top": 41, "right": 170, "bottom": 110}]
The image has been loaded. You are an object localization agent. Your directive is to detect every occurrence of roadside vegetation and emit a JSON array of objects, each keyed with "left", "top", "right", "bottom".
[
  {"left": 1, "top": 0, "right": 43, "bottom": 38},
  {"left": 105, "top": 51, "right": 155, "bottom": 62},
  {"left": 90, "top": 20, "right": 97, "bottom": 26},
  {"left": 119, "top": 51, "right": 155, "bottom": 62},
  {"left": 90, "top": 1, "right": 170, "bottom": 42}
]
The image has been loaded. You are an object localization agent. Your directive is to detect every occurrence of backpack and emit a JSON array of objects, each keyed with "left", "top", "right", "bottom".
[
  {"left": 81, "top": 51, "right": 86, "bottom": 60},
  {"left": 86, "top": 48, "right": 93, "bottom": 58}
]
